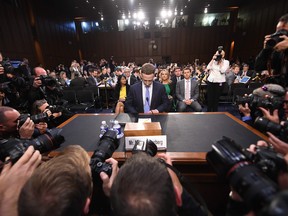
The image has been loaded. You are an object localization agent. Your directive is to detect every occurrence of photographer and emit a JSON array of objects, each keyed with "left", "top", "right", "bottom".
[
  {"left": 109, "top": 152, "right": 208, "bottom": 216},
  {"left": 206, "top": 47, "right": 230, "bottom": 112},
  {"left": 0, "top": 106, "right": 34, "bottom": 140},
  {"left": 255, "top": 14, "right": 288, "bottom": 87}
]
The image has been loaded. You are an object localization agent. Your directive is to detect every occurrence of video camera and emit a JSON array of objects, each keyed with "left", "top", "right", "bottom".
[
  {"left": 18, "top": 113, "right": 50, "bottom": 127},
  {"left": 254, "top": 117, "right": 288, "bottom": 142},
  {"left": 236, "top": 94, "right": 283, "bottom": 112},
  {"left": 39, "top": 75, "right": 58, "bottom": 87},
  {"left": 0, "top": 128, "right": 64, "bottom": 163},
  {"left": 206, "top": 136, "right": 287, "bottom": 213},
  {"left": 266, "top": 29, "right": 288, "bottom": 48},
  {"left": 90, "top": 130, "right": 119, "bottom": 177},
  {"left": 214, "top": 46, "right": 223, "bottom": 62}
]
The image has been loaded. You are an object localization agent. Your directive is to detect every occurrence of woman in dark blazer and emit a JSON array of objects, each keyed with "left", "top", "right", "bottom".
[{"left": 114, "top": 74, "right": 130, "bottom": 114}]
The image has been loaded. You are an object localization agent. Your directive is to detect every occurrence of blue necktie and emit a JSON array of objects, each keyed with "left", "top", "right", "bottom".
[{"left": 144, "top": 87, "right": 150, "bottom": 113}]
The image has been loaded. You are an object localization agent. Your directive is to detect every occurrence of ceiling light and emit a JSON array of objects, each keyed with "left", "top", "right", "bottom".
[
  {"left": 204, "top": 7, "right": 208, "bottom": 13},
  {"left": 156, "top": 20, "right": 160, "bottom": 25},
  {"left": 95, "top": 22, "right": 99, "bottom": 26},
  {"left": 125, "top": 19, "right": 129, "bottom": 25},
  {"left": 144, "top": 21, "right": 149, "bottom": 25},
  {"left": 180, "top": 10, "right": 183, "bottom": 15},
  {"left": 161, "top": 10, "right": 167, "bottom": 18},
  {"left": 133, "top": 12, "right": 137, "bottom": 19},
  {"left": 122, "top": 14, "right": 126, "bottom": 19},
  {"left": 165, "top": 19, "right": 168, "bottom": 24},
  {"left": 138, "top": 11, "right": 145, "bottom": 20},
  {"left": 168, "top": 10, "right": 172, "bottom": 17},
  {"left": 101, "top": 16, "right": 104, "bottom": 21}
]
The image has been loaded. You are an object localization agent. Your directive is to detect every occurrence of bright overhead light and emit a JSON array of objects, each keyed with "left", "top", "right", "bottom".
[
  {"left": 122, "top": 14, "right": 126, "bottom": 19},
  {"left": 125, "top": 19, "right": 129, "bottom": 25},
  {"left": 133, "top": 12, "right": 137, "bottom": 19},
  {"left": 204, "top": 7, "right": 208, "bottom": 13},
  {"left": 95, "top": 22, "right": 99, "bottom": 26},
  {"left": 161, "top": 10, "right": 167, "bottom": 18},
  {"left": 156, "top": 20, "right": 160, "bottom": 25},
  {"left": 168, "top": 10, "right": 172, "bottom": 17},
  {"left": 144, "top": 21, "right": 149, "bottom": 25},
  {"left": 174, "top": 10, "right": 177, "bottom": 15},
  {"left": 136, "top": 21, "right": 141, "bottom": 26},
  {"left": 180, "top": 11, "right": 183, "bottom": 15},
  {"left": 101, "top": 16, "right": 104, "bottom": 21},
  {"left": 165, "top": 19, "right": 168, "bottom": 24},
  {"left": 138, "top": 11, "right": 145, "bottom": 20}
]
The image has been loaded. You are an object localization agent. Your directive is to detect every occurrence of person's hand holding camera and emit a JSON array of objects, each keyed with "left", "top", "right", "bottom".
[
  {"left": 35, "top": 122, "right": 48, "bottom": 134},
  {"left": 0, "top": 146, "right": 41, "bottom": 216},
  {"left": 100, "top": 157, "right": 119, "bottom": 197},
  {"left": 258, "top": 107, "right": 280, "bottom": 124},
  {"left": 238, "top": 103, "right": 251, "bottom": 117},
  {"left": 18, "top": 117, "right": 34, "bottom": 139},
  {"left": 274, "top": 35, "right": 288, "bottom": 52}
]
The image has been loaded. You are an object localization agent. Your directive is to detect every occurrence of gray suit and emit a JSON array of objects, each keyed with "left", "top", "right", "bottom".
[{"left": 175, "top": 78, "right": 202, "bottom": 112}]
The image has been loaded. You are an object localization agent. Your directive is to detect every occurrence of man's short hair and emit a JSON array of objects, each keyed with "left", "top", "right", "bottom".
[
  {"left": 110, "top": 153, "right": 177, "bottom": 216},
  {"left": 279, "top": 14, "right": 288, "bottom": 23},
  {"left": 141, "top": 63, "right": 155, "bottom": 75},
  {"left": 18, "top": 145, "right": 92, "bottom": 216},
  {"left": 183, "top": 67, "right": 191, "bottom": 72}
]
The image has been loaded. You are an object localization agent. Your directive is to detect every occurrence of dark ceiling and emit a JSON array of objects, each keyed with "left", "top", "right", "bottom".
[{"left": 43, "top": 0, "right": 245, "bottom": 21}]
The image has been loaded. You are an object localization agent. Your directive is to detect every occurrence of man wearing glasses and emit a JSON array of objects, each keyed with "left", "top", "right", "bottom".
[{"left": 125, "top": 63, "right": 170, "bottom": 114}]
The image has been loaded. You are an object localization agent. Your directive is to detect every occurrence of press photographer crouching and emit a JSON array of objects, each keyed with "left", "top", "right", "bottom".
[{"left": 206, "top": 136, "right": 288, "bottom": 216}]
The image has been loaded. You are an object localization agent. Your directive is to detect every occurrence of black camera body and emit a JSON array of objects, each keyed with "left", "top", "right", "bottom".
[
  {"left": 132, "top": 139, "right": 157, "bottom": 157},
  {"left": 0, "top": 128, "right": 64, "bottom": 163},
  {"left": 236, "top": 94, "right": 283, "bottom": 112},
  {"left": 254, "top": 117, "right": 288, "bottom": 141},
  {"left": 18, "top": 113, "right": 49, "bottom": 127},
  {"left": 215, "top": 46, "right": 223, "bottom": 62},
  {"left": 0, "top": 60, "right": 14, "bottom": 74},
  {"left": 266, "top": 29, "right": 288, "bottom": 48},
  {"left": 90, "top": 130, "right": 119, "bottom": 177},
  {"left": 206, "top": 136, "right": 287, "bottom": 212},
  {"left": 39, "top": 75, "right": 57, "bottom": 87}
]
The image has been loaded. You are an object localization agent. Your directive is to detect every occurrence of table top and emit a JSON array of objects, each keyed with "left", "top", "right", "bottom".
[{"left": 51, "top": 112, "right": 267, "bottom": 163}]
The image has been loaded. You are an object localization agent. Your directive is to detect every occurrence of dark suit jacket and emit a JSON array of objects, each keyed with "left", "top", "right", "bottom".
[
  {"left": 87, "top": 76, "right": 101, "bottom": 86},
  {"left": 171, "top": 75, "right": 184, "bottom": 89},
  {"left": 70, "top": 77, "right": 87, "bottom": 87},
  {"left": 175, "top": 78, "right": 199, "bottom": 101},
  {"left": 125, "top": 81, "right": 170, "bottom": 113}
]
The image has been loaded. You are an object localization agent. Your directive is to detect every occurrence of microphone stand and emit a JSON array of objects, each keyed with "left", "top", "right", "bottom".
[{"left": 104, "top": 79, "right": 109, "bottom": 109}]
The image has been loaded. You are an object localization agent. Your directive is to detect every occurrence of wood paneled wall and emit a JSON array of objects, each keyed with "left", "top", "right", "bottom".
[{"left": 0, "top": 0, "right": 288, "bottom": 69}]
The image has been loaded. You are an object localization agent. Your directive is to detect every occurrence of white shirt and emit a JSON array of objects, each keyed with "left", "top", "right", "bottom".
[{"left": 207, "top": 59, "right": 229, "bottom": 83}]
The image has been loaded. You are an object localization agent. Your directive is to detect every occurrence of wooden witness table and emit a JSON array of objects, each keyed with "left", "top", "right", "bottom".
[{"left": 51, "top": 112, "right": 267, "bottom": 215}]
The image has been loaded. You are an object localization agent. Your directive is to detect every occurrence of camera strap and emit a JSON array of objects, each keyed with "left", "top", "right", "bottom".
[{"left": 158, "top": 158, "right": 211, "bottom": 215}]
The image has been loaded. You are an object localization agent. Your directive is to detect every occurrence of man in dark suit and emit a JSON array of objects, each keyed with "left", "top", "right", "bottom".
[
  {"left": 176, "top": 67, "right": 202, "bottom": 112},
  {"left": 171, "top": 67, "right": 184, "bottom": 89},
  {"left": 87, "top": 67, "right": 101, "bottom": 87},
  {"left": 125, "top": 63, "right": 170, "bottom": 114},
  {"left": 124, "top": 67, "right": 137, "bottom": 86},
  {"left": 240, "top": 63, "right": 255, "bottom": 78},
  {"left": 70, "top": 73, "right": 87, "bottom": 87}
]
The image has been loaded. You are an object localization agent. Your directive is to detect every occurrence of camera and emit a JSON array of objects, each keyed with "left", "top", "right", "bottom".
[
  {"left": 235, "top": 94, "right": 283, "bottom": 112},
  {"left": 90, "top": 130, "right": 119, "bottom": 177},
  {"left": 0, "top": 128, "right": 64, "bottom": 163},
  {"left": 39, "top": 75, "right": 58, "bottom": 87},
  {"left": 0, "top": 60, "right": 14, "bottom": 74},
  {"left": 266, "top": 29, "right": 288, "bottom": 48},
  {"left": 0, "top": 81, "right": 13, "bottom": 94},
  {"left": 254, "top": 117, "right": 288, "bottom": 141},
  {"left": 132, "top": 139, "right": 157, "bottom": 157},
  {"left": 206, "top": 136, "right": 287, "bottom": 212},
  {"left": 214, "top": 46, "right": 223, "bottom": 62},
  {"left": 18, "top": 113, "right": 49, "bottom": 127}
]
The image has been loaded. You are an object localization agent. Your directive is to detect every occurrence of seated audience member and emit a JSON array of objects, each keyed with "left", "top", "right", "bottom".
[
  {"left": 124, "top": 67, "right": 137, "bottom": 86},
  {"left": 226, "top": 64, "right": 241, "bottom": 85},
  {"left": 110, "top": 152, "right": 208, "bottom": 216},
  {"left": 131, "top": 68, "right": 141, "bottom": 83},
  {"left": 0, "top": 106, "right": 34, "bottom": 139},
  {"left": 171, "top": 67, "right": 184, "bottom": 90},
  {"left": 159, "top": 69, "right": 175, "bottom": 111},
  {"left": 114, "top": 75, "right": 130, "bottom": 115},
  {"left": 176, "top": 67, "right": 202, "bottom": 112},
  {"left": 240, "top": 63, "right": 255, "bottom": 78},
  {"left": 18, "top": 145, "right": 92, "bottom": 216},
  {"left": 59, "top": 71, "right": 70, "bottom": 87},
  {"left": 70, "top": 73, "right": 87, "bottom": 88},
  {"left": 87, "top": 67, "right": 101, "bottom": 87},
  {"left": 125, "top": 63, "right": 170, "bottom": 114},
  {"left": 0, "top": 146, "right": 41, "bottom": 216},
  {"left": 70, "top": 60, "right": 81, "bottom": 79}
]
